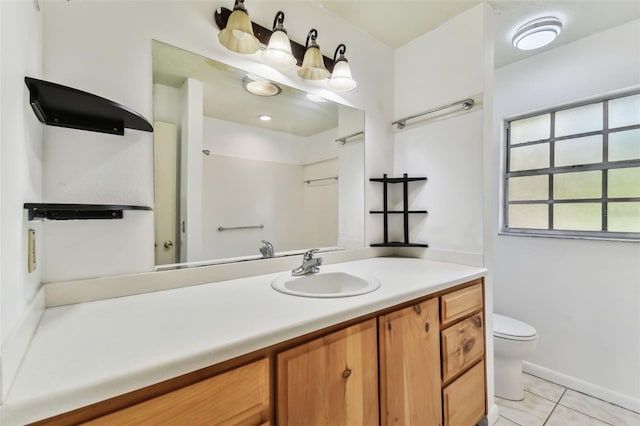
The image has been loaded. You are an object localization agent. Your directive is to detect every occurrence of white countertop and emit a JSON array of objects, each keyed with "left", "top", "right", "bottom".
[{"left": 2, "top": 257, "right": 486, "bottom": 425}]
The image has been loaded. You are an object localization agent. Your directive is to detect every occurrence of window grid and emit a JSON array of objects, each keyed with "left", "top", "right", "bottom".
[{"left": 503, "top": 91, "right": 640, "bottom": 240}]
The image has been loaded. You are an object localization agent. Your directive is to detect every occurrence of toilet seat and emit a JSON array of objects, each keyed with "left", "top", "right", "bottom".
[{"left": 493, "top": 314, "right": 537, "bottom": 341}]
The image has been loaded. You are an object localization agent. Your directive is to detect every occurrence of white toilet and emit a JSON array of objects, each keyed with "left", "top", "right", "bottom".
[{"left": 493, "top": 313, "right": 538, "bottom": 400}]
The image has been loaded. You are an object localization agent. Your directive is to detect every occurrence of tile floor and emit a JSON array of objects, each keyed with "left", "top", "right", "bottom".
[{"left": 495, "top": 373, "right": 640, "bottom": 426}]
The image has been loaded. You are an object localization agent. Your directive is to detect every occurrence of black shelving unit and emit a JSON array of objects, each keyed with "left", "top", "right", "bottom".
[
  {"left": 24, "top": 77, "right": 153, "bottom": 135},
  {"left": 370, "top": 173, "right": 428, "bottom": 247},
  {"left": 24, "top": 203, "right": 152, "bottom": 221}
]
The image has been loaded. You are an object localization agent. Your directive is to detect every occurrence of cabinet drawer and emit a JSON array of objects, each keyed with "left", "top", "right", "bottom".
[
  {"left": 441, "top": 283, "right": 483, "bottom": 327},
  {"left": 442, "top": 313, "right": 484, "bottom": 383},
  {"left": 442, "top": 361, "right": 486, "bottom": 426}
]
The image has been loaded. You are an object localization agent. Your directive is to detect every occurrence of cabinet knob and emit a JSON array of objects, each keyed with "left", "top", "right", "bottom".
[
  {"left": 342, "top": 368, "right": 352, "bottom": 378},
  {"left": 164, "top": 240, "right": 174, "bottom": 249},
  {"left": 424, "top": 321, "right": 430, "bottom": 333}
]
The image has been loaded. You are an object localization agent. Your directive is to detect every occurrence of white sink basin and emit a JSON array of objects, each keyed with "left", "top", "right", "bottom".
[{"left": 271, "top": 271, "right": 381, "bottom": 298}]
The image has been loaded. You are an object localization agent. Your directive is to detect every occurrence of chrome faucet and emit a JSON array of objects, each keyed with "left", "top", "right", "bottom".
[
  {"left": 259, "top": 240, "right": 274, "bottom": 258},
  {"left": 292, "top": 249, "right": 323, "bottom": 276}
]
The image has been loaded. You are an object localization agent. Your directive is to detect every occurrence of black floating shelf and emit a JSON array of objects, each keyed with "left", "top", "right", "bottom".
[
  {"left": 24, "top": 77, "right": 153, "bottom": 136},
  {"left": 370, "top": 173, "right": 428, "bottom": 247},
  {"left": 24, "top": 203, "right": 152, "bottom": 221},
  {"left": 370, "top": 210, "right": 428, "bottom": 214},
  {"left": 369, "top": 176, "right": 427, "bottom": 183},
  {"left": 371, "top": 242, "right": 429, "bottom": 248}
]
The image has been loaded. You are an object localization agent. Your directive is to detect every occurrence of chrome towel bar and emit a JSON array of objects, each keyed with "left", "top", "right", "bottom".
[
  {"left": 392, "top": 98, "right": 475, "bottom": 129},
  {"left": 218, "top": 224, "right": 264, "bottom": 232}
]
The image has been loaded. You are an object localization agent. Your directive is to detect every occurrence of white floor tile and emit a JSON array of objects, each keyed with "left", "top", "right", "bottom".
[
  {"left": 559, "top": 389, "right": 640, "bottom": 425},
  {"left": 496, "top": 415, "right": 521, "bottom": 425},
  {"left": 496, "top": 391, "right": 556, "bottom": 426},
  {"left": 545, "top": 405, "right": 611, "bottom": 426},
  {"left": 523, "top": 373, "right": 566, "bottom": 403}
]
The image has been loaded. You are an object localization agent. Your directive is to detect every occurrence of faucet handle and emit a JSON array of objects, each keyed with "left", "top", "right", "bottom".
[{"left": 303, "top": 248, "right": 319, "bottom": 260}]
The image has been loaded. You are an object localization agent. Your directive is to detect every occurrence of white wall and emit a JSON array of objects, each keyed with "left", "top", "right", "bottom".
[
  {"left": 488, "top": 20, "right": 640, "bottom": 409},
  {"left": 392, "top": 4, "right": 490, "bottom": 258},
  {"left": 303, "top": 159, "right": 339, "bottom": 247},
  {"left": 38, "top": 0, "right": 393, "bottom": 283},
  {"left": 0, "top": 0, "right": 43, "bottom": 400},
  {"left": 202, "top": 154, "right": 305, "bottom": 259}
]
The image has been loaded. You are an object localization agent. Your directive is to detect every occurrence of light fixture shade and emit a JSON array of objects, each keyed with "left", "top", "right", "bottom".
[
  {"left": 298, "top": 47, "right": 330, "bottom": 80},
  {"left": 512, "top": 17, "right": 562, "bottom": 51},
  {"left": 328, "top": 44, "right": 356, "bottom": 91},
  {"left": 298, "top": 29, "right": 330, "bottom": 80},
  {"left": 263, "top": 30, "right": 296, "bottom": 69},
  {"left": 218, "top": 3, "right": 259, "bottom": 54},
  {"left": 329, "top": 61, "right": 357, "bottom": 91}
]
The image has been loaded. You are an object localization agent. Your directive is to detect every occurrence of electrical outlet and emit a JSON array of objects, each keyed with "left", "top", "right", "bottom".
[{"left": 28, "top": 229, "right": 36, "bottom": 273}]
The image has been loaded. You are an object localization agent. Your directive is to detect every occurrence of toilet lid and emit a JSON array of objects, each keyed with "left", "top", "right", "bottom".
[{"left": 493, "top": 314, "right": 537, "bottom": 340}]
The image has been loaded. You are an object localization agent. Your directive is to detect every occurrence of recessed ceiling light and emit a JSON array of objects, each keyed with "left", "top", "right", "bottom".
[
  {"left": 257, "top": 114, "right": 272, "bottom": 121},
  {"left": 242, "top": 76, "right": 282, "bottom": 97},
  {"left": 512, "top": 17, "right": 563, "bottom": 51}
]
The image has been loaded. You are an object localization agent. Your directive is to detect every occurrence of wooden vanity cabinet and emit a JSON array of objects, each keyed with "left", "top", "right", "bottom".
[
  {"left": 82, "top": 358, "right": 270, "bottom": 426},
  {"left": 379, "top": 298, "right": 442, "bottom": 426},
  {"left": 276, "top": 319, "right": 379, "bottom": 426}
]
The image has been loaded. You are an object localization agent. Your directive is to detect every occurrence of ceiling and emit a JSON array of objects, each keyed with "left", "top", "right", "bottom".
[{"left": 314, "top": 0, "right": 640, "bottom": 68}]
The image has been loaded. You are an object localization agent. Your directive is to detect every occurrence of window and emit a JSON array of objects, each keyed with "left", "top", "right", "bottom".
[{"left": 503, "top": 91, "right": 640, "bottom": 240}]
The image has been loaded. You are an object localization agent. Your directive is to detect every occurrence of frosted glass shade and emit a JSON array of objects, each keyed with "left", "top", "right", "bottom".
[
  {"left": 512, "top": 17, "right": 562, "bottom": 51},
  {"left": 298, "top": 46, "right": 330, "bottom": 80},
  {"left": 263, "top": 30, "right": 296, "bottom": 69},
  {"left": 218, "top": 9, "right": 259, "bottom": 54},
  {"left": 328, "top": 60, "right": 356, "bottom": 91}
]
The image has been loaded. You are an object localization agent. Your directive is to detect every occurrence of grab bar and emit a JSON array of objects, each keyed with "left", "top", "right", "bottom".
[
  {"left": 304, "top": 176, "right": 338, "bottom": 184},
  {"left": 218, "top": 224, "right": 264, "bottom": 232},
  {"left": 392, "top": 98, "right": 475, "bottom": 129},
  {"left": 335, "top": 131, "right": 364, "bottom": 145}
]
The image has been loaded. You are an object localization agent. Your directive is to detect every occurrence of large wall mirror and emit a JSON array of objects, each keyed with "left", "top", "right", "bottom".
[{"left": 152, "top": 41, "right": 365, "bottom": 269}]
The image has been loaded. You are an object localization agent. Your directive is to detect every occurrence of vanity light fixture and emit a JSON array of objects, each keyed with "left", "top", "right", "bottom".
[
  {"left": 217, "top": 0, "right": 260, "bottom": 54},
  {"left": 328, "top": 44, "right": 356, "bottom": 92},
  {"left": 298, "top": 29, "right": 330, "bottom": 81},
  {"left": 242, "top": 76, "right": 282, "bottom": 97},
  {"left": 262, "top": 11, "right": 297, "bottom": 69},
  {"left": 512, "top": 17, "right": 563, "bottom": 51}
]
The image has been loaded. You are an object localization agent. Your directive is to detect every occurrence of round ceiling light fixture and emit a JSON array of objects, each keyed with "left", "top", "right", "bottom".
[
  {"left": 512, "top": 17, "right": 563, "bottom": 51},
  {"left": 257, "top": 114, "right": 272, "bottom": 121},
  {"left": 242, "top": 76, "right": 282, "bottom": 97}
]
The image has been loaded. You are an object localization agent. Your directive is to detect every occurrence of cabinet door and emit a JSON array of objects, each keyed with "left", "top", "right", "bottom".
[
  {"left": 379, "top": 298, "right": 442, "bottom": 426},
  {"left": 277, "top": 319, "right": 379, "bottom": 426},
  {"left": 83, "top": 358, "right": 270, "bottom": 425}
]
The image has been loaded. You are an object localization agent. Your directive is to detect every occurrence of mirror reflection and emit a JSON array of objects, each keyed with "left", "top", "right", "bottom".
[{"left": 152, "top": 41, "right": 365, "bottom": 268}]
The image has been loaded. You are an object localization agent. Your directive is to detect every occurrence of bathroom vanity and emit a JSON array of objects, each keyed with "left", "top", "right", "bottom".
[{"left": 1, "top": 257, "right": 487, "bottom": 425}]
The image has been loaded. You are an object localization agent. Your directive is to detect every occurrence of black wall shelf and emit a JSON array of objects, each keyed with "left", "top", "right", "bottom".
[
  {"left": 24, "top": 77, "right": 153, "bottom": 136},
  {"left": 369, "top": 173, "right": 428, "bottom": 247},
  {"left": 24, "top": 203, "right": 152, "bottom": 221}
]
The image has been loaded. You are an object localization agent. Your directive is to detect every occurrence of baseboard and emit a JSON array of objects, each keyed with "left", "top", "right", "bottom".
[
  {"left": 477, "top": 404, "right": 500, "bottom": 425},
  {"left": 523, "top": 361, "right": 640, "bottom": 413},
  {"left": 0, "top": 287, "right": 45, "bottom": 402}
]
